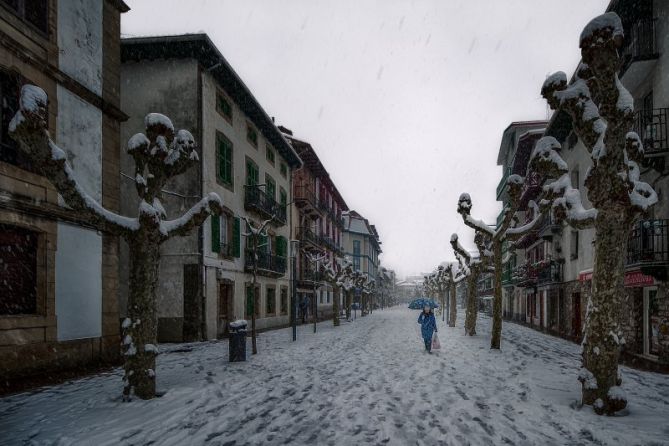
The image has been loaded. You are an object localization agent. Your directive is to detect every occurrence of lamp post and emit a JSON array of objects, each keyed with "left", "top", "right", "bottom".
[{"left": 290, "top": 239, "right": 299, "bottom": 342}]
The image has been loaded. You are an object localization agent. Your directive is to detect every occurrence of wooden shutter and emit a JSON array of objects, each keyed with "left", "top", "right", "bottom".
[
  {"left": 211, "top": 214, "right": 220, "bottom": 253},
  {"left": 233, "top": 217, "right": 241, "bottom": 257}
]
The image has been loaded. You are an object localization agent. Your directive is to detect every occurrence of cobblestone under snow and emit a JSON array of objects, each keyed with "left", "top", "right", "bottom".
[{"left": 1, "top": 308, "right": 669, "bottom": 445}]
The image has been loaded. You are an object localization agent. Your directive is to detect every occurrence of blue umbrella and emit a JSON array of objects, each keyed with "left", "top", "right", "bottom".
[{"left": 408, "top": 298, "right": 439, "bottom": 310}]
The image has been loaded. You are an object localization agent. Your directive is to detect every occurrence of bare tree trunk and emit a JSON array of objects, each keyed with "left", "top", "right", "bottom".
[
  {"left": 123, "top": 236, "right": 160, "bottom": 400},
  {"left": 251, "top": 238, "right": 258, "bottom": 355},
  {"left": 440, "top": 289, "right": 445, "bottom": 322},
  {"left": 333, "top": 285, "right": 340, "bottom": 326},
  {"left": 346, "top": 290, "right": 352, "bottom": 320},
  {"left": 580, "top": 210, "right": 627, "bottom": 414},
  {"left": 464, "top": 276, "right": 478, "bottom": 336},
  {"left": 491, "top": 240, "right": 503, "bottom": 349},
  {"left": 361, "top": 293, "right": 366, "bottom": 316},
  {"left": 449, "top": 282, "right": 457, "bottom": 327}
]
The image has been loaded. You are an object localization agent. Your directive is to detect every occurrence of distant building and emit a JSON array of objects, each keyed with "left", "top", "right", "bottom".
[
  {"left": 281, "top": 127, "right": 348, "bottom": 320},
  {"left": 119, "top": 34, "right": 302, "bottom": 341},
  {"left": 342, "top": 210, "right": 382, "bottom": 307},
  {"left": 0, "top": 0, "right": 129, "bottom": 383}
]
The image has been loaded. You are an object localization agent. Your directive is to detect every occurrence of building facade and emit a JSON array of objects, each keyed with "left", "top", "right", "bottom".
[
  {"left": 0, "top": 0, "right": 128, "bottom": 383},
  {"left": 119, "top": 34, "right": 301, "bottom": 342},
  {"left": 282, "top": 128, "right": 348, "bottom": 321},
  {"left": 498, "top": 0, "right": 669, "bottom": 369},
  {"left": 342, "top": 210, "right": 382, "bottom": 308}
]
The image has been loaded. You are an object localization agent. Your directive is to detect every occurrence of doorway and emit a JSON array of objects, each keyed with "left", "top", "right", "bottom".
[
  {"left": 572, "top": 292, "right": 581, "bottom": 341},
  {"left": 218, "top": 281, "right": 234, "bottom": 338},
  {"left": 643, "top": 287, "right": 660, "bottom": 357}
]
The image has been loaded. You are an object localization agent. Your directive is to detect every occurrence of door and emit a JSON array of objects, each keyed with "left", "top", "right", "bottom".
[
  {"left": 218, "top": 282, "right": 233, "bottom": 338},
  {"left": 183, "top": 264, "right": 202, "bottom": 342},
  {"left": 572, "top": 293, "right": 581, "bottom": 340},
  {"left": 644, "top": 287, "right": 660, "bottom": 357}
]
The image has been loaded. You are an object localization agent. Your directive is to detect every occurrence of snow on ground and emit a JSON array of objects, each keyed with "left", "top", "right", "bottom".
[{"left": 1, "top": 308, "right": 669, "bottom": 446}]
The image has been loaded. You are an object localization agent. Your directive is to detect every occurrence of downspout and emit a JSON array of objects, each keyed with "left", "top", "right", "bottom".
[{"left": 198, "top": 63, "right": 206, "bottom": 341}]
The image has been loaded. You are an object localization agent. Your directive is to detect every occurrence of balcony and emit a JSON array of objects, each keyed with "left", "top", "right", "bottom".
[
  {"left": 297, "top": 226, "right": 320, "bottom": 250},
  {"left": 294, "top": 185, "right": 320, "bottom": 217},
  {"left": 627, "top": 220, "right": 669, "bottom": 278},
  {"left": 245, "top": 185, "right": 287, "bottom": 225},
  {"left": 620, "top": 18, "right": 659, "bottom": 89},
  {"left": 244, "top": 249, "right": 286, "bottom": 277},
  {"left": 514, "top": 260, "right": 562, "bottom": 287},
  {"left": 298, "top": 267, "right": 324, "bottom": 288},
  {"left": 319, "top": 234, "right": 336, "bottom": 251},
  {"left": 537, "top": 214, "right": 561, "bottom": 240},
  {"left": 633, "top": 108, "right": 669, "bottom": 164},
  {"left": 536, "top": 260, "right": 563, "bottom": 285}
]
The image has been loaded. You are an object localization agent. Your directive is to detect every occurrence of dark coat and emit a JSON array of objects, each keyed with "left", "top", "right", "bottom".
[{"left": 417, "top": 312, "right": 437, "bottom": 341}]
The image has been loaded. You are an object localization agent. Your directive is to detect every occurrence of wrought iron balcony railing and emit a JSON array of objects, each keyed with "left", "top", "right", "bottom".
[
  {"left": 621, "top": 18, "right": 658, "bottom": 76},
  {"left": 633, "top": 108, "right": 669, "bottom": 157},
  {"left": 244, "top": 249, "right": 286, "bottom": 276},
  {"left": 627, "top": 219, "right": 669, "bottom": 267},
  {"left": 297, "top": 227, "right": 319, "bottom": 247},
  {"left": 245, "top": 185, "right": 287, "bottom": 225}
]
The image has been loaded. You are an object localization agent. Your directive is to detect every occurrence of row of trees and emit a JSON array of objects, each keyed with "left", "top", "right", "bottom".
[
  {"left": 9, "top": 85, "right": 395, "bottom": 401},
  {"left": 443, "top": 12, "right": 658, "bottom": 415}
]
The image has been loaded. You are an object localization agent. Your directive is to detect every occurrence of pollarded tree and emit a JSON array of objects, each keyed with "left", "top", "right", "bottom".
[
  {"left": 304, "top": 251, "right": 327, "bottom": 332},
  {"left": 536, "top": 12, "right": 657, "bottom": 414},
  {"left": 450, "top": 232, "right": 492, "bottom": 336},
  {"left": 9, "top": 85, "right": 222, "bottom": 400},
  {"left": 458, "top": 189, "right": 543, "bottom": 350},
  {"left": 445, "top": 263, "right": 458, "bottom": 327},
  {"left": 321, "top": 257, "right": 346, "bottom": 326},
  {"left": 338, "top": 261, "right": 356, "bottom": 320}
]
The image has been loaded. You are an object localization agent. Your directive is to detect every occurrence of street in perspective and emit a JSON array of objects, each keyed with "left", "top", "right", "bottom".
[{"left": 1, "top": 1, "right": 669, "bottom": 445}]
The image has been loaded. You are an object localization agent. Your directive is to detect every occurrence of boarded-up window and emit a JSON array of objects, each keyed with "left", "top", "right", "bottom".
[{"left": 0, "top": 224, "right": 37, "bottom": 315}]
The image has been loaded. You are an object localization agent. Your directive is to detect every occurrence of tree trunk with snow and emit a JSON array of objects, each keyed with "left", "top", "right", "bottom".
[
  {"left": 448, "top": 279, "right": 457, "bottom": 327},
  {"left": 536, "top": 12, "right": 658, "bottom": 414},
  {"left": 123, "top": 239, "right": 160, "bottom": 399},
  {"left": 464, "top": 275, "right": 478, "bottom": 336},
  {"left": 490, "top": 240, "right": 503, "bottom": 349},
  {"left": 9, "top": 85, "right": 222, "bottom": 400}
]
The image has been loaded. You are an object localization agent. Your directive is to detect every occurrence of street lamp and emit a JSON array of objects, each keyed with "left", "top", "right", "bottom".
[{"left": 290, "top": 239, "right": 299, "bottom": 342}]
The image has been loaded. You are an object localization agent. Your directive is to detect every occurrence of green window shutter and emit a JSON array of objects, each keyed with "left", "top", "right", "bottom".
[
  {"left": 233, "top": 217, "right": 241, "bottom": 257},
  {"left": 223, "top": 142, "right": 232, "bottom": 185},
  {"left": 211, "top": 214, "right": 221, "bottom": 253}
]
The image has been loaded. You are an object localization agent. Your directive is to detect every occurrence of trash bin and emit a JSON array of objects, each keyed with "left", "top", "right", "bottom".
[{"left": 229, "top": 320, "right": 247, "bottom": 362}]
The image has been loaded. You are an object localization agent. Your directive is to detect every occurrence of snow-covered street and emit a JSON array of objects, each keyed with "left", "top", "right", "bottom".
[{"left": 1, "top": 308, "right": 668, "bottom": 446}]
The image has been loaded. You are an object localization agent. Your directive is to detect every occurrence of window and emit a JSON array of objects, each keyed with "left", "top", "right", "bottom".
[
  {"left": 246, "top": 123, "right": 258, "bottom": 148},
  {"left": 216, "top": 91, "right": 233, "bottom": 123},
  {"left": 246, "top": 158, "right": 259, "bottom": 186},
  {"left": 266, "top": 287, "right": 276, "bottom": 315},
  {"left": 219, "top": 282, "right": 233, "bottom": 318},
  {"left": 265, "top": 174, "right": 276, "bottom": 201},
  {"left": 0, "top": 224, "right": 38, "bottom": 315},
  {"left": 280, "top": 162, "right": 287, "bottom": 178},
  {"left": 280, "top": 287, "right": 288, "bottom": 315},
  {"left": 211, "top": 213, "right": 240, "bottom": 258},
  {"left": 319, "top": 290, "right": 324, "bottom": 304},
  {"left": 266, "top": 144, "right": 275, "bottom": 165},
  {"left": 216, "top": 131, "right": 233, "bottom": 188},
  {"left": 570, "top": 231, "right": 579, "bottom": 260},
  {"left": 570, "top": 166, "right": 579, "bottom": 189},
  {"left": 2, "top": 0, "right": 49, "bottom": 34}
]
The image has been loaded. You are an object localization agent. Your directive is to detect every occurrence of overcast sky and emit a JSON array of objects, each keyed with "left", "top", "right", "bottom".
[{"left": 122, "top": 0, "right": 609, "bottom": 278}]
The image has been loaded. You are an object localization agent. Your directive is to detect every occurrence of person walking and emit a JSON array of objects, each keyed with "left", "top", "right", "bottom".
[{"left": 417, "top": 306, "right": 437, "bottom": 353}]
